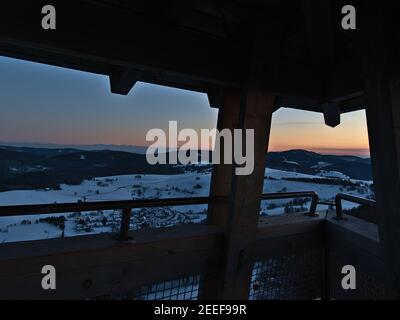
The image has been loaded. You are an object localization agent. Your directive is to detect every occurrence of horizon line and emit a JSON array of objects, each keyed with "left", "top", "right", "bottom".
[{"left": 0, "top": 141, "right": 370, "bottom": 158}]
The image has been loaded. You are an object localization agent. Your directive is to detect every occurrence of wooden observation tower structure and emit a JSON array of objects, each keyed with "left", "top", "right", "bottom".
[{"left": 0, "top": 0, "right": 399, "bottom": 300}]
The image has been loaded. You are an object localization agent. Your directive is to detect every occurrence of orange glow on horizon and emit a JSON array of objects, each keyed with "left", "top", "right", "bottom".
[{"left": 267, "top": 109, "right": 370, "bottom": 157}]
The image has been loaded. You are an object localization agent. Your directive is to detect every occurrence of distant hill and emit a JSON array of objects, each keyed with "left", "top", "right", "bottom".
[
  {"left": 0, "top": 145, "right": 182, "bottom": 192},
  {"left": 0, "top": 145, "right": 372, "bottom": 192},
  {"left": 0, "top": 142, "right": 149, "bottom": 154},
  {"left": 265, "top": 150, "right": 372, "bottom": 180}
]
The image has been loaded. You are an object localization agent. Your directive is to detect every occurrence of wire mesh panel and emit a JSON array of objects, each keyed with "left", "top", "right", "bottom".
[
  {"left": 328, "top": 252, "right": 385, "bottom": 300},
  {"left": 249, "top": 248, "right": 322, "bottom": 300},
  {"left": 95, "top": 275, "right": 201, "bottom": 300},
  {"left": 133, "top": 275, "right": 201, "bottom": 300}
]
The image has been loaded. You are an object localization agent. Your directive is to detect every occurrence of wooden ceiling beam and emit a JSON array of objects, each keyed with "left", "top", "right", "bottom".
[
  {"left": 0, "top": 0, "right": 364, "bottom": 109},
  {"left": 302, "top": 0, "right": 335, "bottom": 68},
  {"left": 0, "top": 1, "right": 243, "bottom": 87}
]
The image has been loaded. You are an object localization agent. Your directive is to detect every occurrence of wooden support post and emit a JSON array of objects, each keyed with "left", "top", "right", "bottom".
[
  {"left": 202, "top": 16, "right": 279, "bottom": 300},
  {"left": 362, "top": 1, "right": 400, "bottom": 299},
  {"left": 119, "top": 207, "right": 132, "bottom": 240},
  {"left": 200, "top": 90, "right": 241, "bottom": 299},
  {"left": 207, "top": 92, "right": 241, "bottom": 227},
  {"left": 365, "top": 76, "right": 400, "bottom": 299},
  {"left": 202, "top": 88, "right": 274, "bottom": 299},
  {"left": 223, "top": 90, "right": 274, "bottom": 300}
]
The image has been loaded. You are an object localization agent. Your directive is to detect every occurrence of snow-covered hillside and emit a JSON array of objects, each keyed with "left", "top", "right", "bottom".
[
  {"left": 262, "top": 168, "right": 372, "bottom": 215},
  {"left": 0, "top": 168, "right": 373, "bottom": 243}
]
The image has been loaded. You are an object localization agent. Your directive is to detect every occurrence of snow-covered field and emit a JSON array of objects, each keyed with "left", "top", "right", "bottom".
[
  {"left": 0, "top": 168, "right": 373, "bottom": 243},
  {"left": 261, "top": 168, "right": 372, "bottom": 215}
]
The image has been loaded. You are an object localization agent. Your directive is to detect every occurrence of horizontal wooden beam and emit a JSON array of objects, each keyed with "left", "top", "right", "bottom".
[
  {"left": 326, "top": 60, "right": 364, "bottom": 103},
  {"left": 325, "top": 213, "right": 380, "bottom": 255},
  {"left": 0, "top": 225, "right": 223, "bottom": 299},
  {"left": 0, "top": 1, "right": 243, "bottom": 88},
  {"left": 0, "top": 0, "right": 365, "bottom": 105},
  {"left": 253, "top": 213, "right": 324, "bottom": 262},
  {"left": 257, "top": 213, "right": 324, "bottom": 239},
  {"left": 0, "top": 196, "right": 220, "bottom": 217}
]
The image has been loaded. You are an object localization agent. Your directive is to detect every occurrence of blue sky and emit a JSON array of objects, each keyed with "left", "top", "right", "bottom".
[
  {"left": 0, "top": 56, "right": 370, "bottom": 156},
  {"left": 0, "top": 56, "right": 218, "bottom": 146}
]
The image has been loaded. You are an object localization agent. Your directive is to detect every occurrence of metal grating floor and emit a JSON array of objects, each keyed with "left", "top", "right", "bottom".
[
  {"left": 133, "top": 275, "right": 201, "bottom": 300},
  {"left": 249, "top": 248, "right": 322, "bottom": 300},
  {"left": 95, "top": 275, "right": 201, "bottom": 300},
  {"left": 328, "top": 252, "right": 385, "bottom": 300}
]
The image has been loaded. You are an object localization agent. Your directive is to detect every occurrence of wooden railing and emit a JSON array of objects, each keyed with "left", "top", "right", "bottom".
[
  {"left": 334, "top": 193, "right": 376, "bottom": 220},
  {"left": 261, "top": 191, "right": 319, "bottom": 216},
  {"left": 0, "top": 191, "right": 320, "bottom": 240},
  {"left": 0, "top": 192, "right": 385, "bottom": 300},
  {"left": 0, "top": 191, "right": 323, "bottom": 299},
  {"left": 0, "top": 196, "right": 225, "bottom": 240}
]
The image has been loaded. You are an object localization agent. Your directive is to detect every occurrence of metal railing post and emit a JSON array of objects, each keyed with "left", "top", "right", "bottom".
[
  {"left": 260, "top": 191, "right": 320, "bottom": 217},
  {"left": 335, "top": 195, "right": 343, "bottom": 220},
  {"left": 308, "top": 193, "right": 319, "bottom": 217},
  {"left": 334, "top": 193, "right": 376, "bottom": 220},
  {"left": 119, "top": 207, "right": 132, "bottom": 241}
]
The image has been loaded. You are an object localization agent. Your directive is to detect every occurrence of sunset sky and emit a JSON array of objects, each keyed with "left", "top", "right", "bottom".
[
  {"left": 269, "top": 108, "right": 370, "bottom": 156},
  {"left": 0, "top": 56, "right": 370, "bottom": 157}
]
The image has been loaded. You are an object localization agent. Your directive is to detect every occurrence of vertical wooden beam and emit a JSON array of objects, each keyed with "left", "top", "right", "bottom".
[
  {"left": 207, "top": 92, "right": 241, "bottom": 227},
  {"left": 201, "top": 91, "right": 241, "bottom": 299},
  {"left": 365, "top": 76, "right": 400, "bottom": 299},
  {"left": 362, "top": 1, "right": 400, "bottom": 299},
  {"left": 202, "top": 87, "right": 274, "bottom": 300},
  {"left": 202, "top": 15, "right": 279, "bottom": 300},
  {"left": 223, "top": 90, "right": 274, "bottom": 300}
]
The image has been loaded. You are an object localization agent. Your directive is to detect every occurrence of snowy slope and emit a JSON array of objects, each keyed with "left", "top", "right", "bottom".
[{"left": 0, "top": 169, "right": 373, "bottom": 243}]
